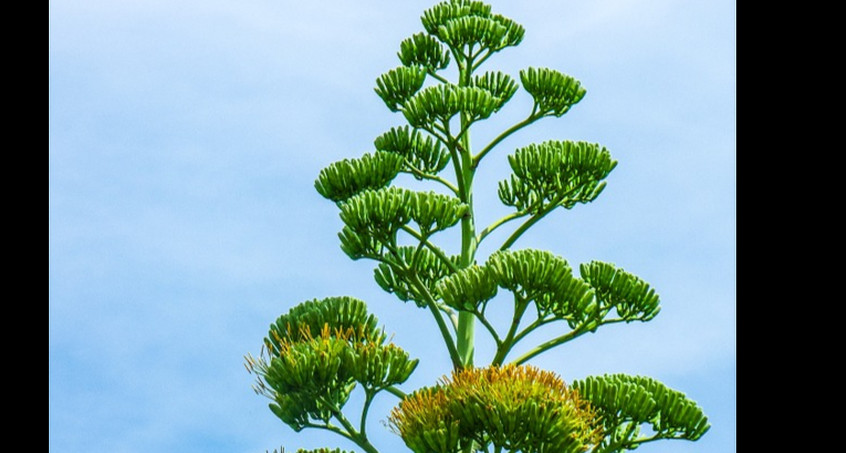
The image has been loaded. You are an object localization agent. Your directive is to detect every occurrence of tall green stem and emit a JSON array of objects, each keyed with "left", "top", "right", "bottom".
[
  {"left": 334, "top": 410, "right": 380, "bottom": 453},
  {"left": 456, "top": 58, "right": 477, "bottom": 369}
]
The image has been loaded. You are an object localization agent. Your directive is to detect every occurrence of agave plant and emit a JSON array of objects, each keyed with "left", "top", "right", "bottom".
[{"left": 246, "top": 1, "right": 709, "bottom": 452}]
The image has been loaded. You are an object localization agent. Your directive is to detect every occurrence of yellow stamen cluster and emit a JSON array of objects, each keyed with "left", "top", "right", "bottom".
[{"left": 390, "top": 364, "right": 602, "bottom": 453}]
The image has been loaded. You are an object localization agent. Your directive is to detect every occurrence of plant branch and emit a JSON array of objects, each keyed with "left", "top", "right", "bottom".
[
  {"left": 311, "top": 396, "right": 381, "bottom": 453},
  {"left": 420, "top": 124, "right": 451, "bottom": 151},
  {"left": 408, "top": 273, "right": 463, "bottom": 369},
  {"left": 626, "top": 432, "right": 689, "bottom": 448},
  {"left": 410, "top": 232, "right": 432, "bottom": 271},
  {"left": 454, "top": 122, "right": 473, "bottom": 147},
  {"left": 510, "top": 318, "right": 628, "bottom": 365},
  {"left": 473, "top": 309, "right": 502, "bottom": 347},
  {"left": 387, "top": 244, "right": 460, "bottom": 339},
  {"left": 509, "top": 315, "right": 553, "bottom": 347},
  {"left": 303, "top": 422, "right": 353, "bottom": 441},
  {"left": 439, "top": 303, "right": 460, "bottom": 332},
  {"left": 359, "top": 389, "right": 375, "bottom": 436},
  {"left": 473, "top": 113, "right": 540, "bottom": 168},
  {"left": 597, "top": 421, "right": 639, "bottom": 453},
  {"left": 432, "top": 121, "right": 449, "bottom": 137},
  {"left": 471, "top": 49, "right": 494, "bottom": 72},
  {"left": 498, "top": 207, "right": 551, "bottom": 251},
  {"left": 427, "top": 69, "right": 449, "bottom": 84},
  {"left": 400, "top": 225, "right": 459, "bottom": 273},
  {"left": 332, "top": 409, "right": 380, "bottom": 453},
  {"left": 448, "top": 44, "right": 466, "bottom": 71},
  {"left": 441, "top": 130, "right": 468, "bottom": 200},
  {"left": 497, "top": 185, "right": 581, "bottom": 251},
  {"left": 403, "top": 162, "right": 459, "bottom": 195},
  {"left": 385, "top": 385, "right": 407, "bottom": 400},
  {"left": 491, "top": 296, "right": 530, "bottom": 366},
  {"left": 477, "top": 211, "right": 526, "bottom": 245},
  {"left": 510, "top": 326, "right": 589, "bottom": 365}
]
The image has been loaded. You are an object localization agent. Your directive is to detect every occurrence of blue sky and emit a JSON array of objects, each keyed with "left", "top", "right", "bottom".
[{"left": 49, "top": 1, "right": 735, "bottom": 452}]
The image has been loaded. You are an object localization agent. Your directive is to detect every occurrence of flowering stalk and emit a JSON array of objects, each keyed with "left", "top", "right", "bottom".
[{"left": 247, "top": 2, "right": 710, "bottom": 452}]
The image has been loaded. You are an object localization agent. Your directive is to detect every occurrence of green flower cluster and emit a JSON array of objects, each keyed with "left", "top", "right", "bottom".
[{"left": 245, "top": 297, "right": 418, "bottom": 432}]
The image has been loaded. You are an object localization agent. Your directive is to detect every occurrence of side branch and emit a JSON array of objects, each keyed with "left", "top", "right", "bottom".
[
  {"left": 404, "top": 162, "right": 459, "bottom": 195},
  {"left": 310, "top": 397, "right": 382, "bottom": 453},
  {"left": 400, "top": 225, "right": 459, "bottom": 273},
  {"left": 477, "top": 211, "right": 525, "bottom": 245},
  {"left": 359, "top": 390, "right": 375, "bottom": 437},
  {"left": 409, "top": 272, "right": 463, "bottom": 369},
  {"left": 420, "top": 125, "right": 452, "bottom": 152},
  {"left": 509, "top": 316, "right": 553, "bottom": 349},
  {"left": 436, "top": 121, "right": 468, "bottom": 199},
  {"left": 498, "top": 186, "right": 582, "bottom": 251},
  {"left": 385, "top": 385, "right": 408, "bottom": 399},
  {"left": 498, "top": 208, "right": 549, "bottom": 251},
  {"left": 510, "top": 327, "right": 590, "bottom": 365},
  {"left": 332, "top": 407, "right": 380, "bottom": 453},
  {"left": 471, "top": 49, "right": 494, "bottom": 72},
  {"left": 510, "top": 318, "right": 627, "bottom": 365},
  {"left": 427, "top": 69, "right": 449, "bottom": 84},
  {"left": 473, "top": 113, "right": 540, "bottom": 168},
  {"left": 491, "top": 315, "right": 554, "bottom": 365},
  {"left": 491, "top": 296, "right": 530, "bottom": 366},
  {"left": 473, "top": 309, "right": 502, "bottom": 347}
]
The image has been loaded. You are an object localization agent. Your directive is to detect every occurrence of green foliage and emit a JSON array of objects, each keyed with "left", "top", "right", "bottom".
[
  {"left": 498, "top": 141, "right": 617, "bottom": 214},
  {"left": 421, "top": 1, "right": 492, "bottom": 36},
  {"left": 581, "top": 261, "right": 661, "bottom": 322},
  {"left": 373, "top": 125, "right": 451, "bottom": 176},
  {"left": 472, "top": 71, "right": 518, "bottom": 110},
  {"left": 520, "top": 67, "right": 586, "bottom": 116},
  {"left": 374, "top": 246, "right": 459, "bottom": 308},
  {"left": 245, "top": 297, "right": 418, "bottom": 434},
  {"left": 375, "top": 66, "right": 428, "bottom": 112},
  {"left": 338, "top": 187, "right": 467, "bottom": 244},
  {"left": 248, "top": 1, "right": 709, "bottom": 452},
  {"left": 315, "top": 151, "right": 404, "bottom": 203},
  {"left": 487, "top": 249, "right": 596, "bottom": 326},
  {"left": 436, "top": 16, "right": 510, "bottom": 51},
  {"left": 401, "top": 84, "right": 500, "bottom": 128},
  {"left": 573, "top": 374, "right": 710, "bottom": 452},
  {"left": 264, "top": 296, "right": 384, "bottom": 349},
  {"left": 398, "top": 33, "right": 451, "bottom": 70},
  {"left": 421, "top": 1, "right": 523, "bottom": 54},
  {"left": 436, "top": 264, "right": 498, "bottom": 311}
]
